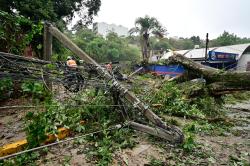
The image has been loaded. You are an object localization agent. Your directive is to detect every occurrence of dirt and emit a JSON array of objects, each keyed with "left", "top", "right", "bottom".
[
  {"left": 199, "top": 101, "right": 250, "bottom": 165},
  {"left": 52, "top": 84, "right": 73, "bottom": 102},
  {"left": 33, "top": 100, "right": 250, "bottom": 165},
  {"left": 34, "top": 139, "right": 165, "bottom": 166},
  {"left": 35, "top": 143, "right": 90, "bottom": 166},
  {"left": 0, "top": 84, "right": 71, "bottom": 146},
  {"left": 0, "top": 98, "right": 35, "bottom": 146},
  {"left": 195, "top": 101, "right": 250, "bottom": 165},
  {"left": 1, "top": 98, "right": 250, "bottom": 165},
  {"left": 32, "top": 133, "right": 169, "bottom": 166}
]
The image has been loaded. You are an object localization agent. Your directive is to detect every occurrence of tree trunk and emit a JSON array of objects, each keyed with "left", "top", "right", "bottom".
[
  {"left": 142, "top": 33, "right": 150, "bottom": 63},
  {"left": 168, "top": 53, "right": 250, "bottom": 94}
]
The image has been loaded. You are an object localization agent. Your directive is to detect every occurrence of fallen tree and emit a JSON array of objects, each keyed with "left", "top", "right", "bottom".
[{"left": 168, "top": 54, "right": 250, "bottom": 95}]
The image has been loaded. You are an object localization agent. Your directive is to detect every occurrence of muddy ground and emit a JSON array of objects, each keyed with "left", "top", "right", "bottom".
[
  {"left": 0, "top": 98, "right": 39, "bottom": 146},
  {"left": 1, "top": 97, "right": 249, "bottom": 165}
]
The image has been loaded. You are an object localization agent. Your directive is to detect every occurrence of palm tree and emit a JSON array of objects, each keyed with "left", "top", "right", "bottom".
[{"left": 129, "top": 15, "right": 167, "bottom": 63}]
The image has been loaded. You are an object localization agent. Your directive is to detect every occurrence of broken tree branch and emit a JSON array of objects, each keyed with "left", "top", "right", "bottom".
[{"left": 168, "top": 54, "right": 250, "bottom": 94}]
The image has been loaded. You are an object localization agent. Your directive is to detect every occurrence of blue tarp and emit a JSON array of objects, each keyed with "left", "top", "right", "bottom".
[
  {"left": 135, "top": 51, "right": 239, "bottom": 76},
  {"left": 135, "top": 64, "right": 185, "bottom": 77}
]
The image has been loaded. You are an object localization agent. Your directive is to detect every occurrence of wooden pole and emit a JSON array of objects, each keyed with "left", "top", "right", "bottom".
[
  {"left": 43, "top": 24, "right": 52, "bottom": 62},
  {"left": 48, "top": 24, "right": 98, "bottom": 65},
  {"left": 43, "top": 23, "right": 53, "bottom": 89},
  {"left": 205, "top": 33, "right": 209, "bottom": 62}
]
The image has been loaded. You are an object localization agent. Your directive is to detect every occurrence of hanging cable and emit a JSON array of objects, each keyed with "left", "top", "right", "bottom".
[{"left": 0, "top": 124, "right": 124, "bottom": 161}]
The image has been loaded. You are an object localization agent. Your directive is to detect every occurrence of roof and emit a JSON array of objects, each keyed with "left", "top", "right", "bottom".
[{"left": 161, "top": 43, "right": 250, "bottom": 60}]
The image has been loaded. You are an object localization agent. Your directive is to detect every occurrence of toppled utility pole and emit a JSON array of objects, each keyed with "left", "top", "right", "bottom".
[{"left": 46, "top": 23, "right": 184, "bottom": 143}]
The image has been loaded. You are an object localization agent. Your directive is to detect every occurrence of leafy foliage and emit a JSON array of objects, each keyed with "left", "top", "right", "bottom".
[
  {"left": 25, "top": 112, "right": 48, "bottom": 148},
  {"left": 0, "top": 78, "right": 13, "bottom": 100},
  {"left": 85, "top": 124, "right": 136, "bottom": 165},
  {"left": 0, "top": 0, "right": 101, "bottom": 25},
  {"left": 23, "top": 89, "right": 136, "bottom": 165},
  {"left": 0, "top": 152, "right": 40, "bottom": 166},
  {"left": 130, "top": 15, "right": 167, "bottom": 62},
  {"left": 190, "top": 36, "right": 202, "bottom": 46},
  {"left": 183, "top": 121, "right": 232, "bottom": 136},
  {"left": 21, "top": 81, "right": 51, "bottom": 102},
  {"left": 145, "top": 82, "right": 205, "bottom": 118},
  {"left": 132, "top": 77, "right": 226, "bottom": 119},
  {"left": 150, "top": 37, "right": 171, "bottom": 53},
  {"left": 130, "top": 15, "right": 167, "bottom": 37},
  {"left": 0, "top": 11, "right": 43, "bottom": 54},
  {"left": 148, "top": 157, "right": 165, "bottom": 166},
  {"left": 210, "top": 31, "right": 239, "bottom": 47},
  {"left": 182, "top": 133, "right": 197, "bottom": 152},
  {"left": 224, "top": 91, "right": 250, "bottom": 104},
  {"left": 71, "top": 29, "right": 141, "bottom": 63},
  {"left": 168, "top": 37, "right": 195, "bottom": 50}
]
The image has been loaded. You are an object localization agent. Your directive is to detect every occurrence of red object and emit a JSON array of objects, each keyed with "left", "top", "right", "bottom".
[
  {"left": 105, "top": 63, "right": 112, "bottom": 71},
  {"left": 24, "top": 45, "right": 33, "bottom": 58}
]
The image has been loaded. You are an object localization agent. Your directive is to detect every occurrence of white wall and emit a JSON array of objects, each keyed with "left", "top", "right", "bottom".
[
  {"left": 237, "top": 53, "right": 250, "bottom": 71},
  {"left": 93, "top": 22, "right": 129, "bottom": 37}
]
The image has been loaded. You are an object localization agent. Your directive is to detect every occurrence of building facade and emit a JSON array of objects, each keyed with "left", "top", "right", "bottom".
[
  {"left": 161, "top": 43, "right": 250, "bottom": 71},
  {"left": 93, "top": 22, "right": 129, "bottom": 37}
]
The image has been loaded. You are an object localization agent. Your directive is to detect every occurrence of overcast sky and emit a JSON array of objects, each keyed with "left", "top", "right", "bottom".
[{"left": 74, "top": 0, "right": 250, "bottom": 39}]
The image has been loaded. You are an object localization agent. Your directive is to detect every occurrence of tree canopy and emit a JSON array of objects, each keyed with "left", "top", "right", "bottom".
[
  {"left": 0, "top": 0, "right": 101, "bottom": 57},
  {"left": 209, "top": 31, "right": 250, "bottom": 47},
  {"left": 0, "top": 0, "right": 101, "bottom": 25},
  {"left": 54, "top": 29, "right": 141, "bottom": 63},
  {"left": 0, "top": 11, "right": 43, "bottom": 55},
  {"left": 129, "top": 15, "right": 167, "bottom": 62},
  {"left": 210, "top": 31, "right": 238, "bottom": 46}
]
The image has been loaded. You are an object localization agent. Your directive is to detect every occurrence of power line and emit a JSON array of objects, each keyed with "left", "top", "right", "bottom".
[
  {"left": 0, "top": 104, "right": 132, "bottom": 110},
  {"left": 0, "top": 124, "right": 123, "bottom": 161}
]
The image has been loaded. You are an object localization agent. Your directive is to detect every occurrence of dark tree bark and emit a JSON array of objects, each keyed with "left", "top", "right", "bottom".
[
  {"left": 142, "top": 33, "right": 150, "bottom": 63},
  {"left": 168, "top": 53, "right": 250, "bottom": 95}
]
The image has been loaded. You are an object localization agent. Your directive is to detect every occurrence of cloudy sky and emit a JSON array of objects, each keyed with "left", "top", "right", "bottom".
[{"left": 88, "top": 0, "right": 250, "bottom": 39}]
